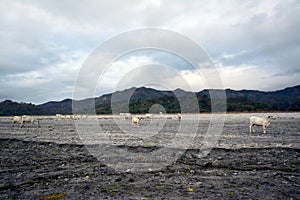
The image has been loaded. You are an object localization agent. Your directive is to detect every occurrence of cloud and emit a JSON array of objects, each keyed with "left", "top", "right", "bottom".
[
  {"left": 0, "top": 0, "right": 299, "bottom": 104},
  {"left": 0, "top": 50, "right": 86, "bottom": 103},
  {"left": 216, "top": 63, "right": 300, "bottom": 91},
  {"left": 96, "top": 56, "right": 154, "bottom": 93}
]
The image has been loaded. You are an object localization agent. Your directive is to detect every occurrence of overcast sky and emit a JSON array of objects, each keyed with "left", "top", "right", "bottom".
[{"left": 1, "top": 0, "right": 300, "bottom": 104}]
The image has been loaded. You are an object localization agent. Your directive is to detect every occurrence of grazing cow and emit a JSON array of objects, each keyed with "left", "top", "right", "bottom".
[
  {"left": 73, "top": 114, "right": 81, "bottom": 120},
  {"left": 81, "top": 115, "right": 87, "bottom": 119},
  {"left": 120, "top": 113, "right": 132, "bottom": 119},
  {"left": 249, "top": 116, "right": 274, "bottom": 133},
  {"left": 56, "top": 114, "right": 63, "bottom": 120},
  {"left": 176, "top": 113, "right": 182, "bottom": 120},
  {"left": 12, "top": 116, "right": 22, "bottom": 126},
  {"left": 65, "top": 115, "right": 73, "bottom": 120},
  {"left": 145, "top": 114, "right": 153, "bottom": 119},
  {"left": 21, "top": 115, "right": 39, "bottom": 127},
  {"left": 132, "top": 117, "right": 142, "bottom": 126}
]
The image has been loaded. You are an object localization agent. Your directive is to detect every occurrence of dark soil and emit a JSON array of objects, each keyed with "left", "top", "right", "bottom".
[{"left": 1, "top": 138, "right": 299, "bottom": 199}]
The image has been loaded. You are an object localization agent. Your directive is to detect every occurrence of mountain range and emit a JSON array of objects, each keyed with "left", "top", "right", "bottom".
[{"left": 0, "top": 85, "right": 299, "bottom": 116}]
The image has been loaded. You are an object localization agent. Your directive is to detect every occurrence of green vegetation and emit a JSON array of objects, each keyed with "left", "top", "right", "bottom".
[
  {"left": 143, "top": 193, "right": 153, "bottom": 198},
  {"left": 40, "top": 192, "right": 66, "bottom": 200},
  {"left": 0, "top": 100, "right": 44, "bottom": 116},
  {"left": 227, "top": 191, "right": 233, "bottom": 196},
  {"left": 1, "top": 85, "right": 299, "bottom": 115},
  {"left": 106, "top": 183, "right": 119, "bottom": 191}
]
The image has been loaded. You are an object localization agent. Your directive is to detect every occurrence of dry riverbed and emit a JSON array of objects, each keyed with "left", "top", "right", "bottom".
[{"left": 0, "top": 113, "right": 299, "bottom": 199}]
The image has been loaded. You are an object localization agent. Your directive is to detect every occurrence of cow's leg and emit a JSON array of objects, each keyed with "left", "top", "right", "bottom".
[
  {"left": 263, "top": 125, "right": 267, "bottom": 134},
  {"left": 250, "top": 124, "right": 255, "bottom": 133}
]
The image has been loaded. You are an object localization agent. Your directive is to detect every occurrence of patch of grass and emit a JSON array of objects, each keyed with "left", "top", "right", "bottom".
[
  {"left": 106, "top": 183, "right": 119, "bottom": 191},
  {"left": 183, "top": 171, "right": 190, "bottom": 177},
  {"left": 88, "top": 161, "right": 99, "bottom": 166},
  {"left": 28, "top": 179, "right": 36, "bottom": 185},
  {"left": 224, "top": 184, "right": 236, "bottom": 188},
  {"left": 155, "top": 183, "right": 162, "bottom": 186},
  {"left": 40, "top": 192, "right": 66, "bottom": 200},
  {"left": 144, "top": 193, "right": 153, "bottom": 198},
  {"left": 227, "top": 191, "right": 233, "bottom": 196},
  {"left": 187, "top": 186, "right": 195, "bottom": 193}
]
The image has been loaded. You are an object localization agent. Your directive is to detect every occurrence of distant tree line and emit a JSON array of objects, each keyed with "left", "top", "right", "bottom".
[
  {"left": 94, "top": 94, "right": 300, "bottom": 114},
  {"left": 1, "top": 85, "right": 299, "bottom": 116},
  {"left": 0, "top": 100, "right": 44, "bottom": 116}
]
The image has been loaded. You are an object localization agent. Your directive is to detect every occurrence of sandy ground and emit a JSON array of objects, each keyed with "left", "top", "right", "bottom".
[{"left": 0, "top": 113, "right": 299, "bottom": 199}]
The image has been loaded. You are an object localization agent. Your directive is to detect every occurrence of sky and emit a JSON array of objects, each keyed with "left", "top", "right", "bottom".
[{"left": 1, "top": 0, "right": 300, "bottom": 104}]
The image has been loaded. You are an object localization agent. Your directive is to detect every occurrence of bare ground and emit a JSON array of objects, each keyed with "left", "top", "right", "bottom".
[{"left": 0, "top": 113, "right": 299, "bottom": 199}]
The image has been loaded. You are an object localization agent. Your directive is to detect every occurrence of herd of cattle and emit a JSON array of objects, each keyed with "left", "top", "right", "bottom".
[
  {"left": 11, "top": 113, "right": 182, "bottom": 128},
  {"left": 10, "top": 113, "right": 275, "bottom": 133},
  {"left": 12, "top": 115, "right": 39, "bottom": 128}
]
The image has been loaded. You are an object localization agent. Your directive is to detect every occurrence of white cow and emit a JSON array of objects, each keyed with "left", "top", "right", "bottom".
[
  {"left": 73, "top": 114, "right": 81, "bottom": 120},
  {"left": 65, "top": 115, "right": 73, "bottom": 120},
  {"left": 176, "top": 113, "right": 182, "bottom": 120},
  {"left": 12, "top": 115, "right": 39, "bottom": 127},
  {"left": 120, "top": 113, "right": 132, "bottom": 119},
  {"left": 81, "top": 115, "right": 87, "bottom": 119},
  {"left": 56, "top": 114, "right": 63, "bottom": 120},
  {"left": 21, "top": 115, "right": 39, "bottom": 127},
  {"left": 145, "top": 114, "right": 153, "bottom": 119},
  {"left": 249, "top": 116, "right": 274, "bottom": 133},
  {"left": 132, "top": 117, "right": 142, "bottom": 126},
  {"left": 12, "top": 116, "right": 22, "bottom": 126}
]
